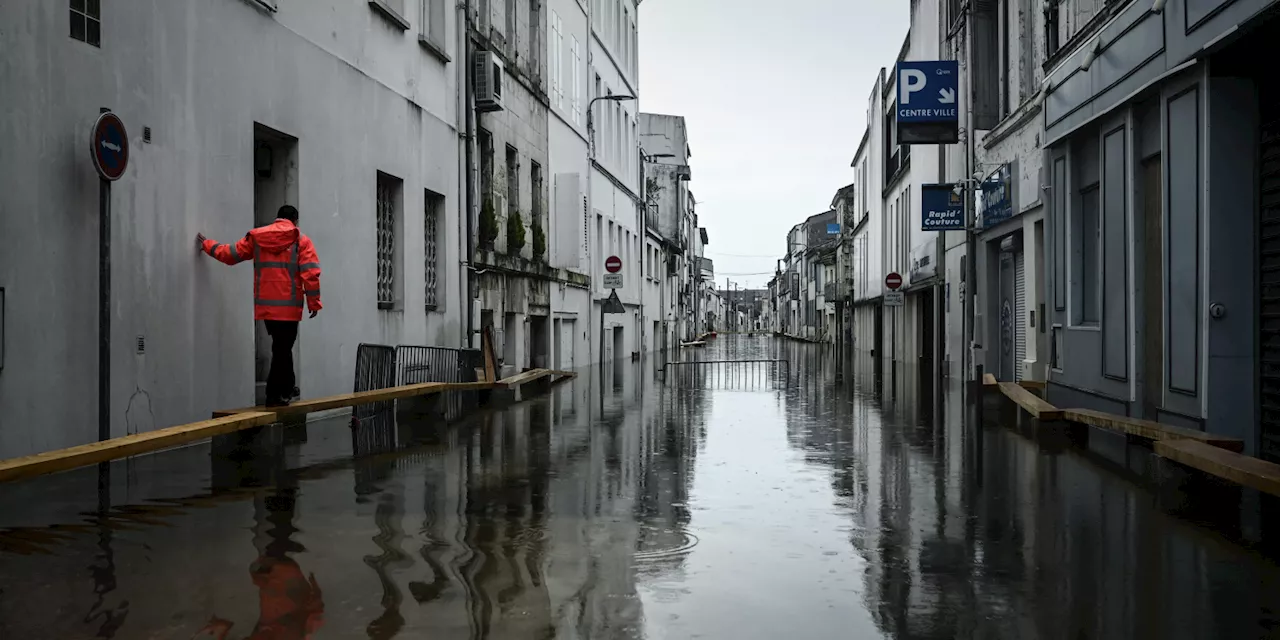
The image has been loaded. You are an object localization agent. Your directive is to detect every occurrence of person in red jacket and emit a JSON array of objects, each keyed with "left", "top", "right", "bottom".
[{"left": 198, "top": 205, "right": 322, "bottom": 407}]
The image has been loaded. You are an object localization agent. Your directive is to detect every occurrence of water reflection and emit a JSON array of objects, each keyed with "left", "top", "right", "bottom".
[{"left": 0, "top": 338, "right": 1277, "bottom": 639}]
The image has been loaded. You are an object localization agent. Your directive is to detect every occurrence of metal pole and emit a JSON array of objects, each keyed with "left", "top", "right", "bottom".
[
  {"left": 99, "top": 175, "right": 110, "bottom": 442},
  {"left": 961, "top": 0, "right": 978, "bottom": 409}
]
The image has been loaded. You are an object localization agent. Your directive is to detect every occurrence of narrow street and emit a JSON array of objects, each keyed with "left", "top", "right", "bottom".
[{"left": 0, "top": 338, "right": 1278, "bottom": 639}]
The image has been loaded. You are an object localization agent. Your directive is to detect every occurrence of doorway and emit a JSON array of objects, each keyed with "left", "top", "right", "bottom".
[
  {"left": 252, "top": 124, "right": 299, "bottom": 405},
  {"left": 918, "top": 287, "right": 936, "bottom": 407},
  {"left": 530, "top": 315, "right": 549, "bottom": 369}
]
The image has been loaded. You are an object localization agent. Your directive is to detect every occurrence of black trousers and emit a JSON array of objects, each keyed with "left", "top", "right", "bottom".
[{"left": 263, "top": 320, "right": 299, "bottom": 401}]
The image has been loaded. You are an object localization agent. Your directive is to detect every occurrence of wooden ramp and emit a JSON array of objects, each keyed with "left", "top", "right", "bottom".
[
  {"left": 1064, "top": 408, "right": 1244, "bottom": 452},
  {"left": 1155, "top": 440, "right": 1280, "bottom": 497},
  {"left": 0, "top": 412, "right": 277, "bottom": 484},
  {"left": 0, "top": 368, "right": 573, "bottom": 485},
  {"left": 212, "top": 381, "right": 498, "bottom": 418},
  {"left": 997, "top": 382, "right": 1063, "bottom": 421}
]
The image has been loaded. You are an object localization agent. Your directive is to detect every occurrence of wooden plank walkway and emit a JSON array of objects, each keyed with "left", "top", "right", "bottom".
[
  {"left": 1155, "top": 439, "right": 1280, "bottom": 497},
  {"left": 997, "top": 382, "right": 1064, "bottom": 420},
  {"left": 0, "top": 412, "right": 277, "bottom": 484},
  {"left": 496, "top": 369, "right": 552, "bottom": 389},
  {"left": 0, "top": 367, "right": 575, "bottom": 485},
  {"left": 1065, "top": 408, "right": 1244, "bottom": 452},
  {"left": 212, "top": 381, "right": 498, "bottom": 418}
]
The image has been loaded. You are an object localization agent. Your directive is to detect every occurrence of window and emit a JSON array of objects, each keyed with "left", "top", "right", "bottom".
[
  {"left": 376, "top": 172, "right": 404, "bottom": 310},
  {"left": 1077, "top": 185, "right": 1101, "bottom": 324},
  {"left": 424, "top": 189, "right": 443, "bottom": 310},
  {"left": 421, "top": 0, "right": 446, "bottom": 51},
  {"left": 506, "top": 145, "right": 519, "bottom": 218},
  {"left": 530, "top": 0, "right": 540, "bottom": 72},
  {"left": 505, "top": 0, "right": 516, "bottom": 46},
  {"left": 1072, "top": 132, "right": 1101, "bottom": 326},
  {"left": 1045, "top": 0, "right": 1062, "bottom": 58},
  {"left": 551, "top": 12, "right": 564, "bottom": 109},
  {"left": 370, "top": 0, "right": 410, "bottom": 29},
  {"left": 571, "top": 38, "right": 582, "bottom": 123},
  {"left": 531, "top": 161, "right": 543, "bottom": 226},
  {"left": 479, "top": 129, "right": 494, "bottom": 200},
  {"left": 70, "top": 0, "right": 101, "bottom": 47}
]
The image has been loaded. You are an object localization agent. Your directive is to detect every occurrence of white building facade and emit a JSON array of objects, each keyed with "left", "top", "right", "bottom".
[
  {"left": 0, "top": 0, "right": 464, "bottom": 457},
  {"left": 587, "top": 0, "right": 644, "bottom": 364}
]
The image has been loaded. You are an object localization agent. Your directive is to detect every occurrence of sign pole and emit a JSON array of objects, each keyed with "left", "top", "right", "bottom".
[
  {"left": 90, "top": 108, "right": 129, "bottom": 443},
  {"left": 99, "top": 173, "right": 111, "bottom": 443}
]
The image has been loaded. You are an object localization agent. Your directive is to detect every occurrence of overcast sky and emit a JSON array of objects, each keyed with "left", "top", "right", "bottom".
[{"left": 638, "top": 0, "right": 909, "bottom": 289}]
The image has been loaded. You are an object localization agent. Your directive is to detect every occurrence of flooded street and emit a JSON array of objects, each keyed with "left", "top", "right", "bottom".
[{"left": 1, "top": 336, "right": 1278, "bottom": 639}]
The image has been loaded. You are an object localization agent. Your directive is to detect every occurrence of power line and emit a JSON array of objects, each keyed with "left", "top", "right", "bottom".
[{"left": 705, "top": 251, "right": 782, "bottom": 258}]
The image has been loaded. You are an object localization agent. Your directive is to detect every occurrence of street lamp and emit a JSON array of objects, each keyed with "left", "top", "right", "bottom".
[
  {"left": 586, "top": 93, "right": 635, "bottom": 370},
  {"left": 587, "top": 94, "right": 636, "bottom": 159}
]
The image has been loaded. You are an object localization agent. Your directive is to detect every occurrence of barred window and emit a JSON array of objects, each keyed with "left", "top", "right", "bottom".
[
  {"left": 424, "top": 190, "right": 443, "bottom": 310},
  {"left": 376, "top": 172, "right": 403, "bottom": 310}
]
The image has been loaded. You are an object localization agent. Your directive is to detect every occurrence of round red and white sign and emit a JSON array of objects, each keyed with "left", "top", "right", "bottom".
[
  {"left": 605, "top": 255, "right": 623, "bottom": 273},
  {"left": 90, "top": 111, "right": 129, "bottom": 181},
  {"left": 885, "top": 272, "right": 903, "bottom": 290}
]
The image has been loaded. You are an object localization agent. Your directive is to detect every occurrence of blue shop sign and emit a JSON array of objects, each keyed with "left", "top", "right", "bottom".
[
  {"left": 921, "top": 183, "right": 964, "bottom": 231},
  {"left": 981, "top": 165, "right": 1014, "bottom": 229}
]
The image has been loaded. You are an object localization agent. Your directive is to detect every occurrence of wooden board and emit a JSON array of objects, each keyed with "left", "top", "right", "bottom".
[
  {"left": 982, "top": 373, "right": 998, "bottom": 387},
  {"left": 0, "top": 412, "right": 278, "bottom": 484},
  {"left": 1019, "top": 380, "right": 1047, "bottom": 391},
  {"left": 481, "top": 326, "right": 498, "bottom": 383},
  {"left": 997, "top": 382, "right": 1064, "bottom": 421},
  {"left": 497, "top": 369, "right": 553, "bottom": 389},
  {"left": 547, "top": 370, "right": 578, "bottom": 379},
  {"left": 213, "top": 381, "right": 498, "bottom": 418},
  {"left": 1155, "top": 439, "right": 1280, "bottom": 497},
  {"left": 1065, "top": 408, "right": 1244, "bottom": 452}
]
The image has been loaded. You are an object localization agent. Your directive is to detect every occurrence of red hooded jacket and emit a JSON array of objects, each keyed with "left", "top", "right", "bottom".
[{"left": 202, "top": 219, "right": 322, "bottom": 321}]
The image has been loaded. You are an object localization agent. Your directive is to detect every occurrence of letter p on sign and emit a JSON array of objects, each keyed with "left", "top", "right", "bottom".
[{"left": 900, "top": 69, "right": 927, "bottom": 105}]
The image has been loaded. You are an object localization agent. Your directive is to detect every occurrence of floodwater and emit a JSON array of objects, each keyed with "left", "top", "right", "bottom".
[{"left": 0, "top": 336, "right": 1278, "bottom": 639}]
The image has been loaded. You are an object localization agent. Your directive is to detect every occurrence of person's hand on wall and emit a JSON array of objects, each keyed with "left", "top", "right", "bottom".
[{"left": 196, "top": 232, "right": 207, "bottom": 251}]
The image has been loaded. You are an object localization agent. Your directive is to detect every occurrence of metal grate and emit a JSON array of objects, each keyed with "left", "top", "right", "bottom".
[
  {"left": 660, "top": 359, "right": 789, "bottom": 391},
  {"left": 424, "top": 192, "right": 440, "bottom": 310},
  {"left": 397, "top": 345, "right": 484, "bottom": 422},
  {"left": 353, "top": 343, "right": 397, "bottom": 423},
  {"left": 376, "top": 177, "right": 397, "bottom": 309},
  {"left": 1259, "top": 119, "right": 1280, "bottom": 463}
]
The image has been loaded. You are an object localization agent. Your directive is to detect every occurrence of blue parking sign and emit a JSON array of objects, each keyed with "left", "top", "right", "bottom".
[{"left": 896, "top": 61, "right": 959, "bottom": 124}]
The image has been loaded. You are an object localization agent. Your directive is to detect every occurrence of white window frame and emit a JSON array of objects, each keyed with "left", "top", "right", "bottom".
[{"left": 571, "top": 37, "right": 582, "bottom": 124}]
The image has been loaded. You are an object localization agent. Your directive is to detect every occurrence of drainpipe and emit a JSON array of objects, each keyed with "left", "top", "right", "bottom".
[{"left": 462, "top": 0, "right": 477, "bottom": 349}]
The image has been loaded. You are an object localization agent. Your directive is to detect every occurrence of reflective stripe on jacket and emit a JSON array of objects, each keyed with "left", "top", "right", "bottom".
[{"left": 203, "top": 218, "right": 323, "bottom": 321}]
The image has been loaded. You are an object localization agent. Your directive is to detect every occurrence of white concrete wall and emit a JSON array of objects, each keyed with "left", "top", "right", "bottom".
[
  {"left": 547, "top": 0, "right": 594, "bottom": 369},
  {"left": 588, "top": 0, "right": 642, "bottom": 362},
  {"left": 0, "top": 0, "right": 461, "bottom": 457}
]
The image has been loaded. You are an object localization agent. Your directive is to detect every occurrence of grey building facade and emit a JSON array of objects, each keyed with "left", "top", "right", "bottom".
[{"left": 1040, "top": 0, "right": 1280, "bottom": 460}]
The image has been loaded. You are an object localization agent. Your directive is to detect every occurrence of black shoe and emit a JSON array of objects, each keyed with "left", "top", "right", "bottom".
[
  {"left": 265, "top": 397, "right": 291, "bottom": 408},
  {"left": 290, "top": 387, "right": 301, "bottom": 402}
]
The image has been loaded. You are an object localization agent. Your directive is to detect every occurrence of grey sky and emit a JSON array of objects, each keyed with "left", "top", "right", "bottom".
[{"left": 639, "top": 0, "right": 909, "bottom": 289}]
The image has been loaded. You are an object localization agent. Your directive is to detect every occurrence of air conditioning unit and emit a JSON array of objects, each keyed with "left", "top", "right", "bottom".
[{"left": 474, "top": 50, "right": 505, "bottom": 113}]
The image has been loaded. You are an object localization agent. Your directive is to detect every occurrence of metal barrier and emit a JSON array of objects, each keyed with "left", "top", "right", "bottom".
[
  {"left": 352, "top": 344, "right": 397, "bottom": 420},
  {"left": 396, "top": 345, "right": 484, "bottom": 422},
  {"left": 660, "top": 359, "right": 789, "bottom": 390}
]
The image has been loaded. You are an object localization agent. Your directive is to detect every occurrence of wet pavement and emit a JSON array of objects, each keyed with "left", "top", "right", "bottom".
[{"left": 1, "top": 336, "right": 1279, "bottom": 639}]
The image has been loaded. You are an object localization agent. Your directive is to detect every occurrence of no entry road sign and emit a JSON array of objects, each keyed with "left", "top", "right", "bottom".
[
  {"left": 605, "top": 255, "right": 622, "bottom": 273},
  {"left": 885, "top": 272, "right": 903, "bottom": 291},
  {"left": 91, "top": 111, "right": 129, "bottom": 181}
]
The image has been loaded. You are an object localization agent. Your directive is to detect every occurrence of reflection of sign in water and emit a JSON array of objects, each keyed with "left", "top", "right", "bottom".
[{"left": 1000, "top": 299, "right": 1013, "bottom": 355}]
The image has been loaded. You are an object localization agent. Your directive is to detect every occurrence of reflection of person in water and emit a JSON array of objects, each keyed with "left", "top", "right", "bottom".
[
  {"left": 198, "top": 485, "right": 325, "bottom": 639},
  {"left": 197, "top": 556, "right": 324, "bottom": 640}
]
